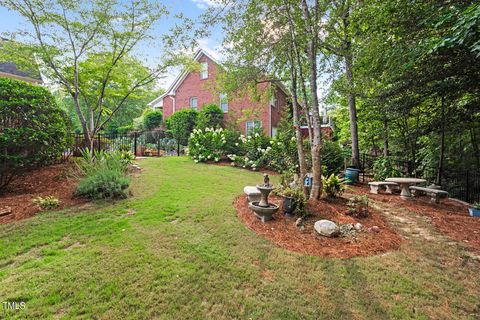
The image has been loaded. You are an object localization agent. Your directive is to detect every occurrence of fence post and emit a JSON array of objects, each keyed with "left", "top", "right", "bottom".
[
  {"left": 97, "top": 134, "right": 101, "bottom": 153},
  {"left": 465, "top": 171, "right": 470, "bottom": 203},
  {"left": 134, "top": 132, "right": 138, "bottom": 157}
]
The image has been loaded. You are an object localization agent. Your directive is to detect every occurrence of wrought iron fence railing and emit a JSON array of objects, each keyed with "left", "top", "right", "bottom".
[
  {"left": 65, "top": 130, "right": 181, "bottom": 158},
  {"left": 351, "top": 153, "right": 479, "bottom": 204}
]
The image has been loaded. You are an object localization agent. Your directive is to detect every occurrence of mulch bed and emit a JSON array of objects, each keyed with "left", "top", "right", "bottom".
[
  {"left": 351, "top": 185, "right": 480, "bottom": 254},
  {"left": 234, "top": 195, "right": 403, "bottom": 258},
  {"left": 0, "top": 162, "right": 85, "bottom": 224}
]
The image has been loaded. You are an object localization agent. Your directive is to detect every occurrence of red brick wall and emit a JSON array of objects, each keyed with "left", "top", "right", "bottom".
[{"left": 161, "top": 53, "right": 288, "bottom": 137}]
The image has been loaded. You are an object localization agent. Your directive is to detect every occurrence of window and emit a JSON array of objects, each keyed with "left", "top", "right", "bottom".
[
  {"left": 271, "top": 127, "right": 278, "bottom": 137},
  {"left": 246, "top": 120, "right": 262, "bottom": 136},
  {"left": 270, "top": 92, "right": 277, "bottom": 107},
  {"left": 220, "top": 93, "right": 228, "bottom": 113},
  {"left": 200, "top": 62, "right": 208, "bottom": 79},
  {"left": 190, "top": 97, "right": 198, "bottom": 110}
]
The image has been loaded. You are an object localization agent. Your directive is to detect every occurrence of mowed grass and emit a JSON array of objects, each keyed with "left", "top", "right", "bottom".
[{"left": 1, "top": 157, "right": 479, "bottom": 319}]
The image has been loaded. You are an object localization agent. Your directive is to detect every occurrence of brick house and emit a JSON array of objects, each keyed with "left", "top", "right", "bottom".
[{"left": 148, "top": 49, "right": 289, "bottom": 137}]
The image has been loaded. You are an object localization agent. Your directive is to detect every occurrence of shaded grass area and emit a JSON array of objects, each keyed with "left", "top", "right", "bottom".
[{"left": 1, "top": 157, "right": 479, "bottom": 319}]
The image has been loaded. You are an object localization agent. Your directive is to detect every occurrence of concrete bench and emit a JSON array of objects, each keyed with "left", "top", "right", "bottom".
[
  {"left": 368, "top": 181, "right": 399, "bottom": 194},
  {"left": 244, "top": 186, "right": 261, "bottom": 203},
  {"left": 410, "top": 186, "right": 448, "bottom": 204}
]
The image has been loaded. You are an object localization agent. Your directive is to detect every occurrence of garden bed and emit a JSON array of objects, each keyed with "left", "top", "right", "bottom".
[
  {"left": 0, "top": 162, "right": 84, "bottom": 224},
  {"left": 351, "top": 185, "right": 480, "bottom": 254},
  {"left": 235, "top": 194, "right": 402, "bottom": 258}
]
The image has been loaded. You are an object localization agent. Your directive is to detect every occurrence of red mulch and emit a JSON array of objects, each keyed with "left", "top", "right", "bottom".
[
  {"left": 234, "top": 195, "right": 403, "bottom": 258},
  {"left": 351, "top": 185, "right": 480, "bottom": 254},
  {"left": 0, "top": 163, "right": 85, "bottom": 224}
]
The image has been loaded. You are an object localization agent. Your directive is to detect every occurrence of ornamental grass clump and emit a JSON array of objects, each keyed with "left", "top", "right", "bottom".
[{"left": 74, "top": 149, "right": 133, "bottom": 200}]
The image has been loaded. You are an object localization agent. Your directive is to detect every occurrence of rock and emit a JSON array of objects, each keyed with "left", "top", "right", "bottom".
[
  {"left": 314, "top": 220, "right": 340, "bottom": 237},
  {"left": 0, "top": 206, "right": 12, "bottom": 217},
  {"left": 354, "top": 222, "right": 363, "bottom": 230},
  {"left": 368, "top": 225, "right": 380, "bottom": 233},
  {"left": 295, "top": 218, "right": 303, "bottom": 228}
]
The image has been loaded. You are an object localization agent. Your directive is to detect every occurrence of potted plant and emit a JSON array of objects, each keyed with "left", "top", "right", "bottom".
[
  {"left": 281, "top": 187, "right": 296, "bottom": 218},
  {"left": 468, "top": 202, "right": 480, "bottom": 217}
]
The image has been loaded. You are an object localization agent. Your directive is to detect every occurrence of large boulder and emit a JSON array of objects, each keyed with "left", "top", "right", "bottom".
[{"left": 314, "top": 220, "right": 340, "bottom": 237}]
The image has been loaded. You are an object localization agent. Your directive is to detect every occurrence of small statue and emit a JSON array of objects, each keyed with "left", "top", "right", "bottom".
[{"left": 263, "top": 173, "right": 270, "bottom": 187}]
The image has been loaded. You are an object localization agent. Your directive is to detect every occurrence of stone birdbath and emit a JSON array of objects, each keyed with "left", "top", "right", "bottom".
[
  {"left": 385, "top": 177, "right": 426, "bottom": 200},
  {"left": 248, "top": 174, "right": 279, "bottom": 222}
]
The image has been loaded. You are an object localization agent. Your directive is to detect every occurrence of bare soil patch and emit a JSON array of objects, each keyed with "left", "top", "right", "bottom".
[
  {"left": 235, "top": 194, "right": 402, "bottom": 258},
  {"left": 350, "top": 185, "right": 480, "bottom": 254},
  {"left": 0, "top": 162, "right": 85, "bottom": 224}
]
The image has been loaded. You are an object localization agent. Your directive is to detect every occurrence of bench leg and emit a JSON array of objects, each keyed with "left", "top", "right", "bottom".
[
  {"left": 370, "top": 185, "right": 380, "bottom": 194},
  {"left": 430, "top": 194, "right": 440, "bottom": 204},
  {"left": 385, "top": 185, "right": 395, "bottom": 194}
]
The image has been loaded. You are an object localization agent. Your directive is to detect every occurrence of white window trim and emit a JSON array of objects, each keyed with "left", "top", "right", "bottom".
[
  {"left": 220, "top": 93, "right": 228, "bottom": 113},
  {"left": 200, "top": 62, "right": 208, "bottom": 80},
  {"left": 190, "top": 97, "right": 198, "bottom": 110},
  {"left": 270, "top": 92, "right": 277, "bottom": 108},
  {"left": 245, "top": 120, "right": 262, "bottom": 136}
]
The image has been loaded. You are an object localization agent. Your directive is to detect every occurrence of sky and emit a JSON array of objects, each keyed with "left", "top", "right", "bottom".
[
  {"left": 0, "top": 0, "right": 224, "bottom": 90},
  {"left": 0, "top": 0, "right": 331, "bottom": 109}
]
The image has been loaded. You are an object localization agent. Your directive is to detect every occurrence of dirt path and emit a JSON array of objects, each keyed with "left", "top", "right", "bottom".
[{"left": 365, "top": 194, "right": 480, "bottom": 262}]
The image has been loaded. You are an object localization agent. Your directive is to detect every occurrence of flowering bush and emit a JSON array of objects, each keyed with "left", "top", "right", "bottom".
[
  {"left": 188, "top": 127, "right": 226, "bottom": 162},
  {"left": 228, "top": 129, "right": 270, "bottom": 170}
]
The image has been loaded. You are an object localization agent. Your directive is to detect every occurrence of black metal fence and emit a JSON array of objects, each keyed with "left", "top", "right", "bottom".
[
  {"left": 355, "top": 153, "right": 480, "bottom": 204},
  {"left": 66, "top": 130, "right": 180, "bottom": 158}
]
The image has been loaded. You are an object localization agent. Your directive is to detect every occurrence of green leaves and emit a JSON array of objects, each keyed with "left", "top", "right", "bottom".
[{"left": 0, "top": 78, "right": 69, "bottom": 191}]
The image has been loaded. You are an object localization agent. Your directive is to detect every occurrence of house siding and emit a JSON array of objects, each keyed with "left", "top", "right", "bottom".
[{"left": 161, "top": 53, "right": 288, "bottom": 137}]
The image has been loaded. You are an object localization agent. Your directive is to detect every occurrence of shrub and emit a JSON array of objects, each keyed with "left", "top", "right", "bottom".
[
  {"left": 32, "top": 196, "right": 60, "bottom": 210},
  {"left": 321, "top": 140, "right": 346, "bottom": 175},
  {"left": 166, "top": 109, "right": 198, "bottom": 147},
  {"left": 76, "top": 169, "right": 130, "bottom": 199},
  {"left": 143, "top": 110, "right": 163, "bottom": 130},
  {"left": 372, "top": 157, "right": 403, "bottom": 181},
  {"left": 188, "top": 127, "right": 226, "bottom": 162},
  {"left": 228, "top": 128, "right": 270, "bottom": 170},
  {"left": 322, "top": 174, "right": 346, "bottom": 198},
  {"left": 222, "top": 129, "right": 242, "bottom": 155},
  {"left": 75, "top": 149, "right": 132, "bottom": 199},
  {"left": 264, "top": 110, "right": 298, "bottom": 172},
  {"left": 196, "top": 104, "right": 223, "bottom": 130},
  {"left": 0, "top": 78, "right": 68, "bottom": 191},
  {"left": 347, "top": 195, "right": 369, "bottom": 218}
]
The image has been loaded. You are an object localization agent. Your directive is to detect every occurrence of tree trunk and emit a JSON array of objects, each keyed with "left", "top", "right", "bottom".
[
  {"left": 300, "top": 0, "right": 323, "bottom": 200},
  {"left": 71, "top": 95, "right": 92, "bottom": 150},
  {"left": 436, "top": 97, "right": 446, "bottom": 186},
  {"left": 343, "top": 8, "right": 360, "bottom": 168},
  {"left": 288, "top": 58, "right": 308, "bottom": 189},
  {"left": 383, "top": 119, "right": 389, "bottom": 157},
  {"left": 344, "top": 53, "right": 359, "bottom": 168}
]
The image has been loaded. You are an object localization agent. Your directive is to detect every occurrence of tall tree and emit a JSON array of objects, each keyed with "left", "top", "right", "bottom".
[{"left": 0, "top": 0, "right": 177, "bottom": 149}]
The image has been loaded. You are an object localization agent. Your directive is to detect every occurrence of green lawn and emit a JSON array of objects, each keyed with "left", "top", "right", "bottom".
[{"left": 1, "top": 157, "right": 479, "bottom": 319}]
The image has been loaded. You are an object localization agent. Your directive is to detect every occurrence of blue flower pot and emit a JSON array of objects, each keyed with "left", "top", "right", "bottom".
[
  {"left": 345, "top": 168, "right": 360, "bottom": 185},
  {"left": 468, "top": 207, "right": 480, "bottom": 217}
]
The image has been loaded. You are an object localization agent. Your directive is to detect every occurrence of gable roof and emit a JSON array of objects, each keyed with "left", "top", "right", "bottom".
[
  {"left": 148, "top": 48, "right": 290, "bottom": 107},
  {"left": 148, "top": 49, "right": 219, "bottom": 107},
  {"left": 0, "top": 38, "right": 43, "bottom": 84}
]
